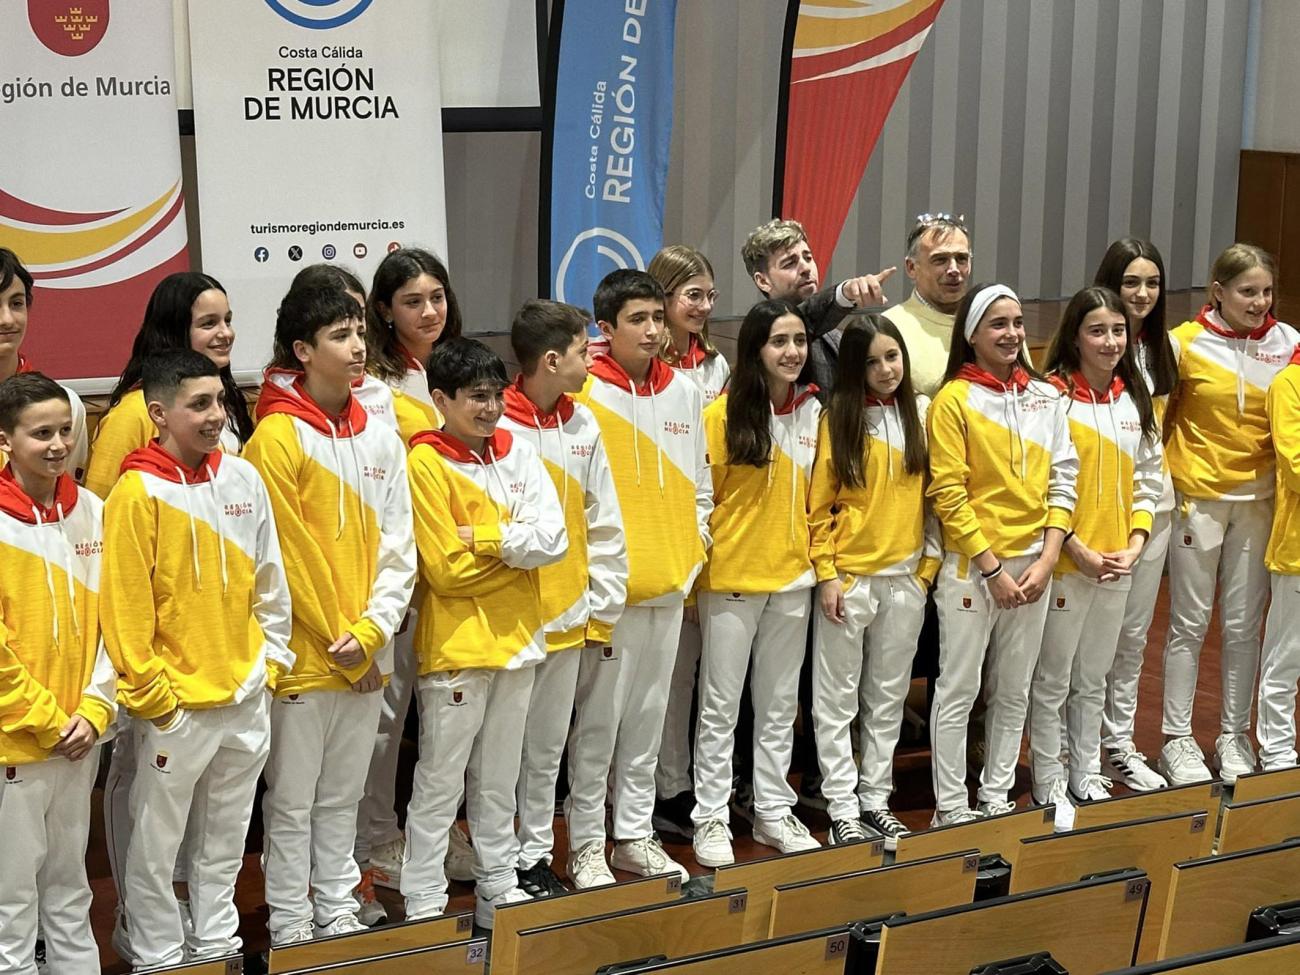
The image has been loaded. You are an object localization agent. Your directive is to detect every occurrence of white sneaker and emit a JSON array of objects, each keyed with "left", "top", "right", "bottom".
[
  {"left": 1070, "top": 773, "right": 1113, "bottom": 802},
  {"left": 692, "top": 819, "right": 735, "bottom": 867},
  {"left": 752, "top": 814, "right": 821, "bottom": 855},
  {"left": 315, "top": 913, "right": 367, "bottom": 938},
  {"left": 1215, "top": 733, "right": 1256, "bottom": 785},
  {"left": 1105, "top": 745, "right": 1168, "bottom": 792},
  {"left": 1032, "top": 777, "right": 1070, "bottom": 808},
  {"left": 976, "top": 798, "right": 1017, "bottom": 817},
  {"left": 567, "top": 839, "right": 616, "bottom": 889},
  {"left": 355, "top": 894, "right": 387, "bottom": 927},
  {"left": 177, "top": 898, "right": 194, "bottom": 939},
  {"left": 272, "top": 919, "right": 317, "bottom": 946},
  {"left": 930, "top": 806, "right": 981, "bottom": 827},
  {"left": 367, "top": 836, "right": 404, "bottom": 890},
  {"left": 446, "top": 824, "right": 476, "bottom": 884},
  {"left": 1159, "top": 737, "right": 1213, "bottom": 786},
  {"left": 611, "top": 835, "right": 689, "bottom": 882},
  {"left": 474, "top": 885, "right": 531, "bottom": 930}
]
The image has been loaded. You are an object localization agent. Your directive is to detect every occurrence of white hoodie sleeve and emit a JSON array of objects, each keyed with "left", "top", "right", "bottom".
[
  {"left": 1046, "top": 390, "right": 1080, "bottom": 521},
  {"left": 499, "top": 441, "right": 569, "bottom": 570},
  {"left": 251, "top": 475, "right": 295, "bottom": 681},
  {"left": 354, "top": 437, "right": 418, "bottom": 648},
  {"left": 691, "top": 386, "right": 714, "bottom": 551},
  {"left": 1132, "top": 425, "right": 1164, "bottom": 529},
  {"left": 583, "top": 431, "right": 628, "bottom": 636}
]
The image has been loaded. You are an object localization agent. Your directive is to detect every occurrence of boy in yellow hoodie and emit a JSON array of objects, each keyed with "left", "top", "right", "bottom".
[
  {"left": 102, "top": 350, "right": 293, "bottom": 968},
  {"left": 243, "top": 286, "right": 416, "bottom": 945},
  {"left": 0, "top": 372, "right": 115, "bottom": 974},
  {"left": 566, "top": 270, "right": 713, "bottom": 888},
  {"left": 401, "top": 338, "right": 567, "bottom": 928}
]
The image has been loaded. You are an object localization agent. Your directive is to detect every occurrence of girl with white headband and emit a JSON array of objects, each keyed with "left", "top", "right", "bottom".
[
  {"left": 1160, "top": 244, "right": 1300, "bottom": 786},
  {"left": 1029, "top": 287, "right": 1162, "bottom": 815},
  {"left": 927, "top": 283, "right": 1078, "bottom": 825}
]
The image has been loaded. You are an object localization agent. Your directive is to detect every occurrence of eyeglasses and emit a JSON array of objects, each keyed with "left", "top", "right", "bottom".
[{"left": 674, "top": 287, "right": 719, "bottom": 306}]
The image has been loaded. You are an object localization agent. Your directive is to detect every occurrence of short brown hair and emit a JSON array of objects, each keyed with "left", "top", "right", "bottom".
[{"left": 741, "top": 219, "right": 808, "bottom": 277}]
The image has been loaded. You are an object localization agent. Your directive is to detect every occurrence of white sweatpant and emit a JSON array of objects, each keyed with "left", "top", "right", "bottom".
[
  {"left": 691, "top": 589, "right": 809, "bottom": 825},
  {"left": 515, "top": 649, "right": 582, "bottom": 869},
  {"left": 0, "top": 750, "right": 101, "bottom": 975},
  {"left": 123, "top": 692, "right": 270, "bottom": 968},
  {"left": 357, "top": 624, "right": 417, "bottom": 864},
  {"left": 1162, "top": 497, "right": 1271, "bottom": 737},
  {"left": 656, "top": 617, "right": 701, "bottom": 800},
  {"left": 1102, "top": 512, "right": 1171, "bottom": 751},
  {"left": 812, "top": 575, "right": 926, "bottom": 819},
  {"left": 931, "top": 553, "right": 1051, "bottom": 811},
  {"left": 262, "top": 688, "right": 384, "bottom": 937},
  {"left": 401, "top": 666, "right": 535, "bottom": 917},
  {"left": 1029, "top": 573, "right": 1129, "bottom": 786},
  {"left": 566, "top": 601, "right": 684, "bottom": 848},
  {"left": 1258, "top": 574, "right": 1300, "bottom": 769}
]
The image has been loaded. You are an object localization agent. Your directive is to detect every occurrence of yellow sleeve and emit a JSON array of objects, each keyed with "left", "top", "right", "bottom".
[
  {"left": 0, "top": 618, "right": 72, "bottom": 749},
  {"left": 408, "top": 449, "right": 522, "bottom": 597},
  {"left": 242, "top": 420, "right": 371, "bottom": 683},
  {"left": 807, "top": 420, "right": 840, "bottom": 582},
  {"left": 101, "top": 476, "right": 178, "bottom": 720},
  {"left": 1269, "top": 372, "right": 1300, "bottom": 496},
  {"left": 926, "top": 388, "right": 990, "bottom": 558},
  {"left": 85, "top": 400, "right": 153, "bottom": 500}
]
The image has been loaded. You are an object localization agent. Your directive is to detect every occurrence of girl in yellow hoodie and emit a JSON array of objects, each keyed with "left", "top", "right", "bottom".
[
  {"left": 809, "top": 316, "right": 940, "bottom": 851},
  {"left": 927, "top": 284, "right": 1078, "bottom": 825},
  {"left": 689, "top": 299, "right": 820, "bottom": 868}
]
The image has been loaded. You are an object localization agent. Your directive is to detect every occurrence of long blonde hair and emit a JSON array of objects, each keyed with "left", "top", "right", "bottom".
[{"left": 648, "top": 244, "right": 719, "bottom": 363}]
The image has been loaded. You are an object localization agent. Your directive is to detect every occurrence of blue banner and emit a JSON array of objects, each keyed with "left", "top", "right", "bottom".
[{"left": 543, "top": 0, "right": 677, "bottom": 314}]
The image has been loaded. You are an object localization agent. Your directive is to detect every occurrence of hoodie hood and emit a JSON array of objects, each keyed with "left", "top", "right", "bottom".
[
  {"left": 1291, "top": 344, "right": 1300, "bottom": 368},
  {"left": 503, "top": 379, "right": 575, "bottom": 429},
  {"left": 588, "top": 353, "right": 675, "bottom": 396},
  {"left": 16, "top": 353, "right": 34, "bottom": 374},
  {"left": 0, "top": 466, "right": 79, "bottom": 524},
  {"left": 410, "top": 427, "right": 514, "bottom": 463},
  {"left": 256, "top": 368, "right": 369, "bottom": 437},
  {"left": 956, "top": 362, "right": 1032, "bottom": 393},
  {"left": 120, "top": 439, "right": 222, "bottom": 484},
  {"left": 775, "top": 383, "right": 820, "bottom": 416},
  {"left": 672, "top": 334, "right": 711, "bottom": 370},
  {"left": 1197, "top": 303, "right": 1278, "bottom": 341},
  {"left": 1052, "top": 371, "right": 1126, "bottom": 404}
]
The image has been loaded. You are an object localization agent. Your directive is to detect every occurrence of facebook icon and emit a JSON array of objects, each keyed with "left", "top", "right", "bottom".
[{"left": 254, "top": 246, "right": 270, "bottom": 263}]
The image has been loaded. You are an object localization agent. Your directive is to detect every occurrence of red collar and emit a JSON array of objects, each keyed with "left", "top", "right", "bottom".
[
  {"left": 0, "top": 466, "right": 80, "bottom": 523},
  {"left": 256, "top": 368, "right": 369, "bottom": 437},
  {"left": 772, "top": 383, "right": 819, "bottom": 415},
  {"left": 502, "top": 378, "right": 575, "bottom": 429},
  {"left": 588, "top": 353, "right": 675, "bottom": 396},
  {"left": 16, "top": 353, "right": 34, "bottom": 374},
  {"left": 1290, "top": 344, "right": 1300, "bottom": 367},
  {"left": 409, "top": 427, "right": 513, "bottom": 462},
  {"left": 1196, "top": 304, "right": 1278, "bottom": 342},
  {"left": 672, "top": 334, "right": 709, "bottom": 369},
  {"left": 956, "top": 362, "right": 1031, "bottom": 393},
  {"left": 120, "top": 439, "right": 222, "bottom": 485},
  {"left": 1051, "top": 370, "right": 1125, "bottom": 404}
]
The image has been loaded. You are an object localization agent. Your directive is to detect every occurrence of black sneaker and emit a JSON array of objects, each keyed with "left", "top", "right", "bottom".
[
  {"left": 861, "top": 808, "right": 910, "bottom": 852},
  {"left": 652, "top": 790, "right": 696, "bottom": 841},
  {"left": 797, "top": 772, "right": 827, "bottom": 812},
  {"left": 829, "top": 817, "right": 874, "bottom": 846},
  {"left": 517, "top": 861, "right": 568, "bottom": 898}
]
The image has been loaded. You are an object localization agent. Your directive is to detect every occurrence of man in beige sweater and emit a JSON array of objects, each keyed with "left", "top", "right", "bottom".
[{"left": 882, "top": 214, "right": 971, "bottom": 397}]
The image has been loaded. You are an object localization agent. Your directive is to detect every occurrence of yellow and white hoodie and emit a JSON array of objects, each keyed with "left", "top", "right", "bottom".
[
  {"left": 577, "top": 354, "right": 712, "bottom": 606},
  {"left": 244, "top": 371, "right": 416, "bottom": 695},
  {"left": 1265, "top": 347, "right": 1300, "bottom": 574},
  {"left": 2, "top": 354, "right": 89, "bottom": 482},
  {"left": 928, "top": 364, "right": 1078, "bottom": 563},
  {"left": 0, "top": 470, "right": 115, "bottom": 765},
  {"left": 102, "top": 442, "right": 293, "bottom": 720},
  {"left": 500, "top": 381, "right": 627, "bottom": 649},
  {"left": 387, "top": 348, "right": 443, "bottom": 445},
  {"left": 1133, "top": 335, "right": 1177, "bottom": 515},
  {"left": 406, "top": 427, "right": 567, "bottom": 672},
  {"left": 700, "top": 385, "right": 820, "bottom": 594},
  {"left": 1167, "top": 306, "right": 1300, "bottom": 502},
  {"left": 1050, "top": 373, "right": 1162, "bottom": 581},
  {"left": 86, "top": 387, "right": 242, "bottom": 500},
  {"left": 809, "top": 393, "right": 942, "bottom": 586},
  {"left": 669, "top": 337, "right": 731, "bottom": 407}
]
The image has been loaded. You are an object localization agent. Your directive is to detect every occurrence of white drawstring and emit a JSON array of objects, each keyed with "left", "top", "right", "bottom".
[
  {"left": 174, "top": 467, "right": 205, "bottom": 591},
  {"left": 204, "top": 466, "right": 229, "bottom": 594},
  {"left": 1006, "top": 384, "right": 1027, "bottom": 481},
  {"left": 1104, "top": 395, "right": 1126, "bottom": 536},
  {"left": 649, "top": 381, "right": 664, "bottom": 495},
  {"left": 532, "top": 414, "right": 569, "bottom": 511},
  {"left": 1235, "top": 340, "right": 1249, "bottom": 414},
  {"left": 326, "top": 421, "right": 346, "bottom": 538},
  {"left": 344, "top": 418, "right": 368, "bottom": 547},
  {"left": 469, "top": 444, "right": 518, "bottom": 521}
]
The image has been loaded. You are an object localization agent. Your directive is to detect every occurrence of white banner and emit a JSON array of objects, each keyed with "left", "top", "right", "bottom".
[
  {"left": 0, "top": 0, "right": 187, "bottom": 386},
  {"left": 188, "top": 0, "right": 448, "bottom": 381}
]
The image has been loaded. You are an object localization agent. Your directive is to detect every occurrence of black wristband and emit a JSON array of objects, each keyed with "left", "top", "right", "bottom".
[{"left": 980, "top": 562, "right": 1004, "bottom": 580}]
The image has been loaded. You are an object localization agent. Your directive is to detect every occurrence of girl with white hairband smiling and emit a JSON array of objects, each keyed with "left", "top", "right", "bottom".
[{"left": 926, "top": 283, "right": 1078, "bottom": 825}]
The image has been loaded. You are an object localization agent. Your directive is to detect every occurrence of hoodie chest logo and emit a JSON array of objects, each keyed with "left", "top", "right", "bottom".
[
  {"left": 509, "top": 480, "right": 526, "bottom": 495},
  {"left": 1256, "top": 350, "right": 1286, "bottom": 365},
  {"left": 798, "top": 434, "right": 817, "bottom": 450},
  {"left": 364, "top": 403, "right": 387, "bottom": 416},
  {"left": 362, "top": 466, "right": 388, "bottom": 482},
  {"left": 224, "top": 501, "right": 254, "bottom": 519},
  {"left": 75, "top": 540, "right": 103, "bottom": 558},
  {"left": 662, "top": 420, "right": 692, "bottom": 436},
  {"left": 569, "top": 443, "right": 594, "bottom": 459}
]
